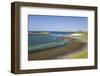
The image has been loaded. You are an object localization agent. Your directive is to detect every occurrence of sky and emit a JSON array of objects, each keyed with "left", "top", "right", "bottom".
[{"left": 28, "top": 15, "right": 88, "bottom": 32}]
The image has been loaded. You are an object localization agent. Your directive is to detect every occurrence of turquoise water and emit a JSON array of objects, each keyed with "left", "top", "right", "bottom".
[
  {"left": 28, "top": 32, "right": 72, "bottom": 52},
  {"left": 28, "top": 34, "right": 59, "bottom": 46}
]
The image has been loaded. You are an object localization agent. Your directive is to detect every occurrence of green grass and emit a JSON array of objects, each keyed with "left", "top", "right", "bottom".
[
  {"left": 65, "top": 32, "right": 88, "bottom": 59},
  {"left": 66, "top": 50, "right": 88, "bottom": 59}
]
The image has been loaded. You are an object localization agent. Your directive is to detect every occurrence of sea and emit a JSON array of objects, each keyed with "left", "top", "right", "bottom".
[{"left": 28, "top": 31, "right": 73, "bottom": 52}]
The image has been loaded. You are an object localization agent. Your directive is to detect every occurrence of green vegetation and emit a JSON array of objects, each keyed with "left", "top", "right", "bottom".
[
  {"left": 66, "top": 50, "right": 88, "bottom": 59},
  {"left": 63, "top": 31, "right": 88, "bottom": 59}
]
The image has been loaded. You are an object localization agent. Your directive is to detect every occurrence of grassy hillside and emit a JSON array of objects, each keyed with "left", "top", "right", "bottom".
[
  {"left": 66, "top": 48, "right": 88, "bottom": 59},
  {"left": 64, "top": 31, "right": 88, "bottom": 59}
]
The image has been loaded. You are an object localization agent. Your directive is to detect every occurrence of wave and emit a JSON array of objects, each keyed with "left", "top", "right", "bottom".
[{"left": 29, "top": 40, "right": 69, "bottom": 52}]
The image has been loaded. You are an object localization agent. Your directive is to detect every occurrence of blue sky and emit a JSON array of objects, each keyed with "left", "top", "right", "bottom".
[{"left": 28, "top": 15, "right": 88, "bottom": 32}]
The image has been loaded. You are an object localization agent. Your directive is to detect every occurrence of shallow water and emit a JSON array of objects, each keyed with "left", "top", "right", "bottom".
[{"left": 28, "top": 32, "right": 73, "bottom": 52}]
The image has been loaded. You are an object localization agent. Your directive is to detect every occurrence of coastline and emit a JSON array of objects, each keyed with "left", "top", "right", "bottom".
[{"left": 28, "top": 36, "right": 86, "bottom": 60}]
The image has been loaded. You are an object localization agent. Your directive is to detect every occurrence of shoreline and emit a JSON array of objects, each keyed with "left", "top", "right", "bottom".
[{"left": 28, "top": 37, "right": 86, "bottom": 60}]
